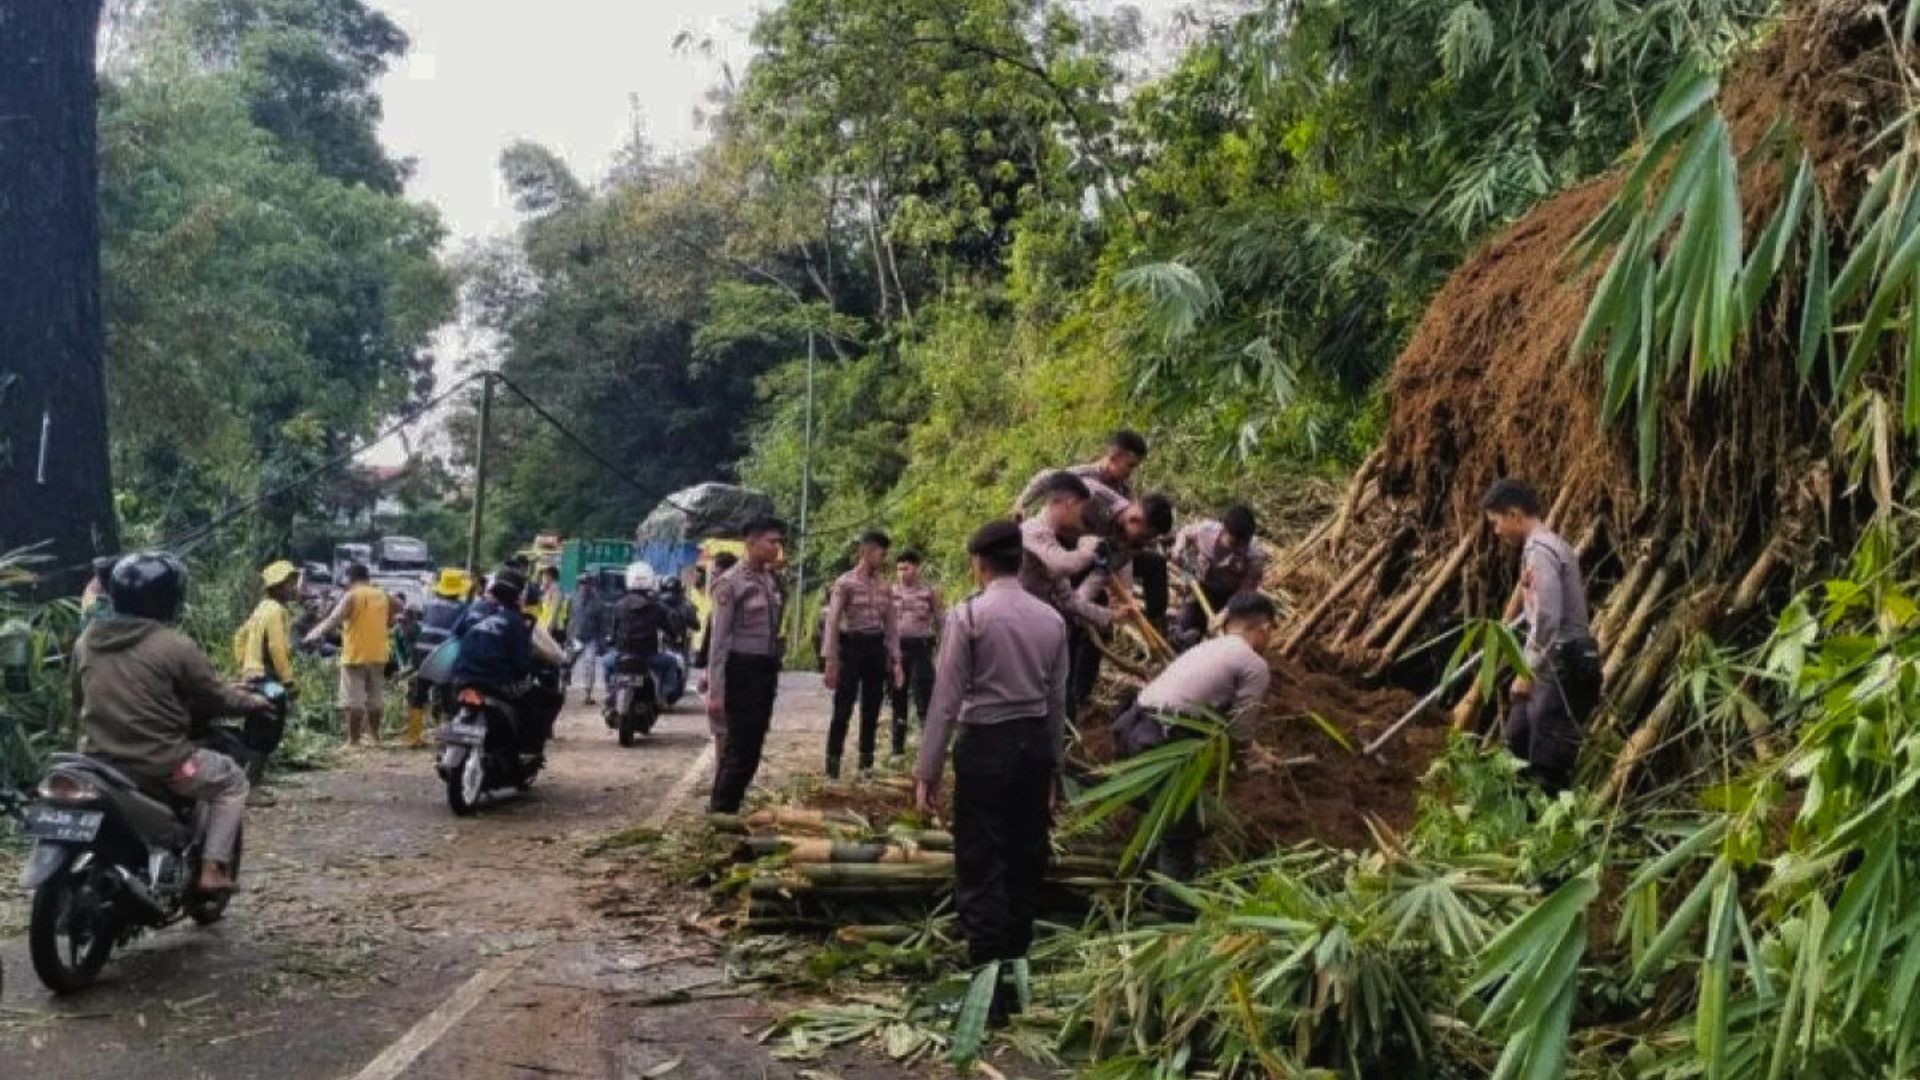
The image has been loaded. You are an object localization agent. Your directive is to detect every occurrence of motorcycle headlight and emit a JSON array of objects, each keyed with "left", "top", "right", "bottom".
[{"left": 37, "top": 772, "right": 103, "bottom": 804}]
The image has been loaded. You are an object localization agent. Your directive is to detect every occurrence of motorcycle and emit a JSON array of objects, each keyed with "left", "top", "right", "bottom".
[
  {"left": 16, "top": 747, "right": 249, "bottom": 992},
  {"left": 602, "top": 658, "right": 658, "bottom": 747},
  {"left": 435, "top": 687, "right": 543, "bottom": 815}
]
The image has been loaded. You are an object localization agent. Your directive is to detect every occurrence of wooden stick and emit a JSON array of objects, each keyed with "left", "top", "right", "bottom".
[
  {"left": 1280, "top": 530, "right": 1401, "bottom": 657},
  {"left": 1361, "top": 546, "right": 1440, "bottom": 649},
  {"left": 1448, "top": 682, "right": 1486, "bottom": 733},
  {"left": 1729, "top": 545, "right": 1781, "bottom": 615},
  {"left": 1088, "top": 633, "right": 1153, "bottom": 682},
  {"left": 1371, "top": 529, "right": 1478, "bottom": 669}
]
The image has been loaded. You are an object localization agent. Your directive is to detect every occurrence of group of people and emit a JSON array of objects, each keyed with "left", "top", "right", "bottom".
[{"left": 56, "top": 423, "right": 1597, "bottom": 1027}]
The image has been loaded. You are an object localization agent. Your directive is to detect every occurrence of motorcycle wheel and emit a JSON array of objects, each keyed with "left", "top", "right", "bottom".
[
  {"left": 637, "top": 700, "right": 659, "bottom": 735},
  {"left": 188, "top": 825, "right": 244, "bottom": 926},
  {"left": 445, "top": 748, "right": 485, "bottom": 815},
  {"left": 618, "top": 705, "right": 640, "bottom": 747},
  {"left": 29, "top": 859, "right": 116, "bottom": 994}
]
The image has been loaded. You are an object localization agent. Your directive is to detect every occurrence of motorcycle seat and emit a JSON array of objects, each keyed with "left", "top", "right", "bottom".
[{"left": 48, "top": 753, "right": 196, "bottom": 815}]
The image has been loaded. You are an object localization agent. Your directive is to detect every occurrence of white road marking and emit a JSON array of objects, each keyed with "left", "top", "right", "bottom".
[
  {"left": 646, "top": 741, "right": 715, "bottom": 829},
  {"left": 345, "top": 958, "right": 520, "bottom": 1080},
  {"left": 342, "top": 732, "right": 714, "bottom": 1079}
]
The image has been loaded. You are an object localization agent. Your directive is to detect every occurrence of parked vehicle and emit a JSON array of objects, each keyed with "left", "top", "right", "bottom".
[
  {"left": 16, "top": 744, "right": 254, "bottom": 992},
  {"left": 435, "top": 687, "right": 543, "bottom": 815},
  {"left": 374, "top": 536, "right": 433, "bottom": 582},
  {"left": 332, "top": 542, "right": 372, "bottom": 581}
]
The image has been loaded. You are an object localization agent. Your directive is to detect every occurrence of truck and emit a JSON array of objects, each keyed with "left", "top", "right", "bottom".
[{"left": 374, "top": 536, "right": 433, "bottom": 579}]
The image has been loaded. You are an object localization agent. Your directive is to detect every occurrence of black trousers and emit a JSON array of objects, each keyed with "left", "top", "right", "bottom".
[
  {"left": 1503, "top": 641, "right": 1601, "bottom": 793},
  {"left": 827, "top": 632, "right": 889, "bottom": 769},
  {"left": 1133, "top": 550, "right": 1170, "bottom": 631},
  {"left": 1066, "top": 623, "right": 1101, "bottom": 720},
  {"left": 709, "top": 654, "right": 781, "bottom": 813},
  {"left": 953, "top": 717, "right": 1055, "bottom": 967},
  {"left": 889, "top": 637, "right": 936, "bottom": 753}
]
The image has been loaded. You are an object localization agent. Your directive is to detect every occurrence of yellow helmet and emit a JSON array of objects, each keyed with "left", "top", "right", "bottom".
[
  {"left": 434, "top": 567, "right": 474, "bottom": 599},
  {"left": 261, "top": 560, "right": 300, "bottom": 588}
]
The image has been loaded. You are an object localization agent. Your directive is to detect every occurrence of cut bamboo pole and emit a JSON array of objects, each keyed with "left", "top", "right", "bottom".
[
  {"left": 1448, "top": 682, "right": 1486, "bottom": 734},
  {"left": 1371, "top": 529, "right": 1479, "bottom": 669},
  {"left": 1362, "top": 547, "right": 1442, "bottom": 649},
  {"left": 1729, "top": 545, "right": 1781, "bottom": 614},
  {"left": 1281, "top": 529, "right": 1404, "bottom": 657}
]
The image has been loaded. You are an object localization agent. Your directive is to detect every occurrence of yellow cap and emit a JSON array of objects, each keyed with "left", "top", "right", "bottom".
[
  {"left": 434, "top": 567, "right": 474, "bottom": 599},
  {"left": 262, "top": 560, "right": 300, "bottom": 588}
]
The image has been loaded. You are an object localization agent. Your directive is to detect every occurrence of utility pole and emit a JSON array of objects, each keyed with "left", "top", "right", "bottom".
[
  {"left": 465, "top": 372, "right": 494, "bottom": 578},
  {"left": 791, "top": 329, "right": 817, "bottom": 644}
]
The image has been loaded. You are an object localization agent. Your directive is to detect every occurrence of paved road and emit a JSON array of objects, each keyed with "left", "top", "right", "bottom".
[{"left": 0, "top": 672, "right": 915, "bottom": 1080}]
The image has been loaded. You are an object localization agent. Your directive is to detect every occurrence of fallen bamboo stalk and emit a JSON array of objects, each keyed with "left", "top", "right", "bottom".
[
  {"left": 1089, "top": 633, "right": 1153, "bottom": 682},
  {"left": 1605, "top": 617, "right": 1685, "bottom": 729},
  {"left": 1281, "top": 529, "right": 1403, "bottom": 657},
  {"left": 1729, "top": 544, "right": 1781, "bottom": 615},
  {"left": 1325, "top": 448, "right": 1386, "bottom": 553},
  {"left": 1372, "top": 529, "right": 1478, "bottom": 670},
  {"left": 833, "top": 924, "right": 918, "bottom": 946},
  {"left": 1593, "top": 546, "right": 1656, "bottom": 649},
  {"left": 1601, "top": 547, "right": 1684, "bottom": 685},
  {"left": 1361, "top": 547, "right": 1439, "bottom": 649},
  {"left": 1448, "top": 682, "right": 1486, "bottom": 733},
  {"left": 1601, "top": 681, "right": 1686, "bottom": 802}
]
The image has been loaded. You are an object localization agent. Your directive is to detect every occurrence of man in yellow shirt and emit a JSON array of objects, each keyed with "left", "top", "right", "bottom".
[
  {"left": 233, "top": 560, "right": 301, "bottom": 773},
  {"left": 305, "top": 562, "right": 393, "bottom": 745}
]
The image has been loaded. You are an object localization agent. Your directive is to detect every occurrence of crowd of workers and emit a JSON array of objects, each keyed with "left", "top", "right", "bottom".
[{"left": 57, "top": 426, "right": 1597, "bottom": 1029}]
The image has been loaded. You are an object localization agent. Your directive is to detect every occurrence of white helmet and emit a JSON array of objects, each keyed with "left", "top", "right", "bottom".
[{"left": 624, "top": 561, "right": 658, "bottom": 593}]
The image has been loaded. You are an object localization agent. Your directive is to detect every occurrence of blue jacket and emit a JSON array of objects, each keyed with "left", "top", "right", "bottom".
[{"left": 452, "top": 599, "right": 533, "bottom": 688}]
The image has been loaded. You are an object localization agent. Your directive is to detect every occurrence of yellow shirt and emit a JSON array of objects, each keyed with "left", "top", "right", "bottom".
[
  {"left": 233, "top": 598, "right": 294, "bottom": 681},
  {"left": 337, "top": 584, "right": 392, "bottom": 667}
]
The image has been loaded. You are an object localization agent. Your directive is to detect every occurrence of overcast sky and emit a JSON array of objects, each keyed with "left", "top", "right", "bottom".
[{"left": 368, "top": 1, "right": 1198, "bottom": 244}]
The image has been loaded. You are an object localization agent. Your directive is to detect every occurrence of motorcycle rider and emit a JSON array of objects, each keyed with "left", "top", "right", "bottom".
[
  {"left": 74, "top": 553, "right": 274, "bottom": 895},
  {"left": 452, "top": 568, "right": 566, "bottom": 755},
  {"left": 654, "top": 577, "right": 699, "bottom": 703},
  {"left": 605, "top": 562, "right": 670, "bottom": 711},
  {"left": 405, "top": 568, "right": 473, "bottom": 747}
]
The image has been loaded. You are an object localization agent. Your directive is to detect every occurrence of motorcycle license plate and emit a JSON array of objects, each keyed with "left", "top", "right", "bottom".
[
  {"left": 440, "top": 723, "right": 485, "bottom": 747},
  {"left": 20, "top": 805, "right": 103, "bottom": 843}
]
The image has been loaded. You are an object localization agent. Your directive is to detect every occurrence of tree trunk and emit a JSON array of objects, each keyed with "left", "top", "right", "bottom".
[{"left": 0, "top": 0, "right": 118, "bottom": 591}]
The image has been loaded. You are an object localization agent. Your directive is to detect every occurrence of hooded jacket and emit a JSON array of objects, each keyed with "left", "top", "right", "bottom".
[{"left": 76, "top": 618, "right": 262, "bottom": 783}]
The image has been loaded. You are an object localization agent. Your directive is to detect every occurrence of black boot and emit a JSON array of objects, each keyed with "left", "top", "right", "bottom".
[{"left": 825, "top": 755, "right": 842, "bottom": 780}]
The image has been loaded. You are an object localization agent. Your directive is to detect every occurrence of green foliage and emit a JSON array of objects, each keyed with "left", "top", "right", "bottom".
[
  {"left": 100, "top": 0, "right": 452, "bottom": 551},
  {"left": 1066, "top": 712, "right": 1233, "bottom": 873}
]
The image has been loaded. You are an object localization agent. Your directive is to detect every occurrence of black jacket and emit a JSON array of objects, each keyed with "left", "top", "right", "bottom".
[{"left": 609, "top": 594, "right": 667, "bottom": 661}]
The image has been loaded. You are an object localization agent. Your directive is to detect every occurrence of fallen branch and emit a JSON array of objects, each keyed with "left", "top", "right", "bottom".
[{"left": 1282, "top": 529, "right": 1405, "bottom": 657}]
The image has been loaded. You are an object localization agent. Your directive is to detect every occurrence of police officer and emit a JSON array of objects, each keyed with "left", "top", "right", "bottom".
[
  {"left": 707, "top": 517, "right": 789, "bottom": 813},
  {"left": 1110, "top": 593, "right": 1276, "bottom": 881},
  {"left": 889, "top": 550, "right": 943, "bottom": 764},
  {"left": 822, "top": 530, "right": 902, "bottom": 779},
  {"left": 1168, "top": 504, "right": 1271, "bottom": 649},
  {"left": 1007, "top": 428, "right": 1149, "bottom": 517},
  {"left": 1482, "top": 478, "right": 1600, "bottom": 793},
  {"left": 915, "top": 520, "right": 1069, "bottom": 1026}
]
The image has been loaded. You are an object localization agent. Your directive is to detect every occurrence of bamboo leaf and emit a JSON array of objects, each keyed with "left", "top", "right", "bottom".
[
  {"left": 1633, "top": 856, "right": 1731, "bottom": 983},
  {"left": 950, "top": 961, "right": 1000, "bottom": 1068},
  {"left": 1800, "top": 189, "right": 1833, "bottom": 383}
]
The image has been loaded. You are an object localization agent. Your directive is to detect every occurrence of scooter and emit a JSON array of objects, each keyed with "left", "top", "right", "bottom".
[{"left": 435, "top": 687, "right": 543, "bottom": 815}]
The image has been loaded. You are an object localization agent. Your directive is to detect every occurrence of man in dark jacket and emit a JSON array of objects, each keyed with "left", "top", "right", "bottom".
[
  {"left": 76, "top": 553, "right": 273, "bottom": 895},
  {"left": 565, "top": 574, "right": 609, "bottom": 704},
  {"left": 454, "top": 569, "right": 565, "bottom": 753}
]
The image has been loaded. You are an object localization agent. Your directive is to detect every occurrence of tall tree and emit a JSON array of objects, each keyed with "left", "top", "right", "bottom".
[{"left": 0, "top": 0, "right": 120, "bottom": 584}]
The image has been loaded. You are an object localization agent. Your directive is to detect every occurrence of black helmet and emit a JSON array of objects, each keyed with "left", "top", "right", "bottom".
[
  {"left": 109, "top": 552, "right": 188, "bottom": 623},
  {"left": 489, "top": 566, "right": 527, "bottom": 603}
]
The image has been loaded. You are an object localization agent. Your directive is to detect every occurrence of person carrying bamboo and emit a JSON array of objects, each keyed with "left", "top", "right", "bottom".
[
  {"left": 915, "top": 520, "right": 1069, "bottom": 1027},
  {"left": 1482, "top": 478, "right": 1601, "bottom": 793},
  {"left": 823, "top": 530, "right": 903, "bottom": 780},
  {"left": 1111, "top": 593, "right": 1276, "bottom": 881},
  {"left": 1168, "top": 504, "right": 1271, "bottom": 650}
]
